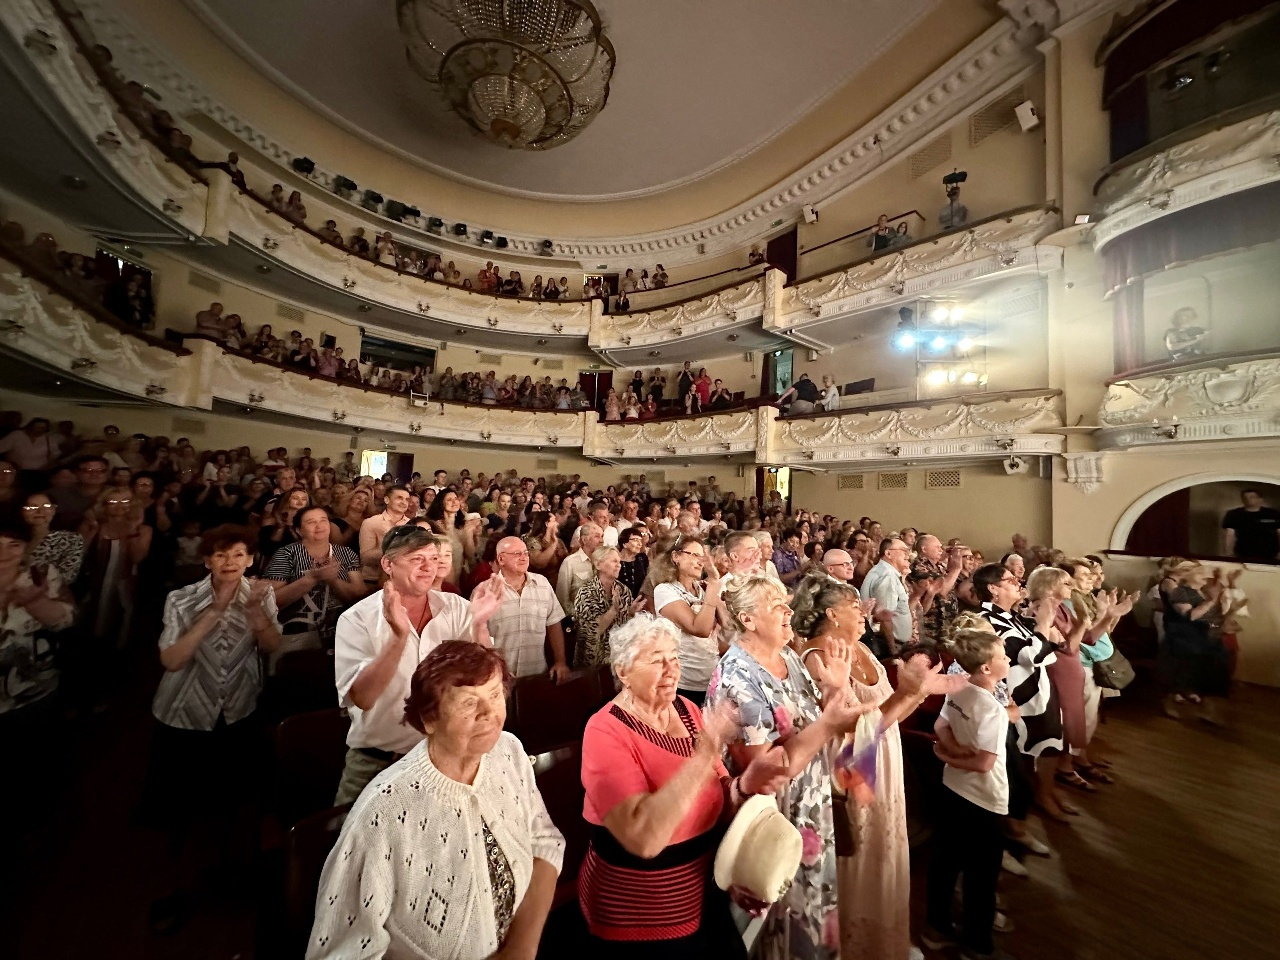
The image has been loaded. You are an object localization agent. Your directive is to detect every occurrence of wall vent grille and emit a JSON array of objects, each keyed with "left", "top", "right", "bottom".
[
  {"left": 535, "top": 458, "right": 558, "bottom": 470},
  {"left": 909, "top": 133, "right": 952, "bottom": 180},
  {"left": 926, "top": 468, "right": 963, "bottom": 489},
  {"left": 541, "top": 358, "right": 564, "bottom": 370},
  {"left": 477, "top": 353, "right": 504, "bottom": 364},
  {"left": 1001, "top": 292, "right": 1041, "bottom": 317},
  {"left": 878, "top": 471, "right": 909, "bottom": 490},
  {"left": 186, "top": 270, "right": 221, "bottom": 295},
  {"left": 970, "top": 86, "right": 1026, "bottom": 147},
  {"left": 837, "top": 474, "right": 864, "bottom": 490},
  {"left": 275, "top": 302, "right": 306, "bottom": 323}
]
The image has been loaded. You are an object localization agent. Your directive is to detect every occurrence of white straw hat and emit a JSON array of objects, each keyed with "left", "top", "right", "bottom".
[{"left": 713, "top": 793, "right": 803, "bottom": 903}]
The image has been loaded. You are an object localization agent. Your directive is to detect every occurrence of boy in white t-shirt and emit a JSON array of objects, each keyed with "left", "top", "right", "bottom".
[{"left": 924, "top": 628, "right": 1013, "bottom": 960}]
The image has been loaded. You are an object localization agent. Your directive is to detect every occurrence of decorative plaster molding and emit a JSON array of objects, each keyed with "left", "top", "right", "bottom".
[
  {"left": 1097, "top": 356, "right": 1280, "bottom": 449},
  {"left": 222, "top": 187, "right": 592, "bottom": 337},
  {"left": 0, "top": 268, "right": 191, "bottom": 401},
  {"left": 0, "top": 0, "right": 208, "bottom": 238},
  {"left": 63, "top": 0, "right": 1063, "bottom": 265},
  {"left": 589, "top": 278, "right": 766, "bottom": 351},
  {"left": 1093, "top": 111, "right": 1280, "bottom": 251},
  {"left": 771, "top": 208, "right": 1062, "bottom": 331},
  {"left": 1061, "top": 451, "right": 1106, "bottom": 493},
  {"left": 583, "top": 411, "right": 758, "bottom": 460}
]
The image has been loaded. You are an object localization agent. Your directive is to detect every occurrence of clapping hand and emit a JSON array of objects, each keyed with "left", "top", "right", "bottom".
[
  {"left": 311, "top": 556, "right": 340, "bottom": 582},
  {"left": 245, "top": 578, "right": 273, "bottom": 628},
  {"left": 821, "top": 686, "right": 873, "bottom": 734},
  {"left": 740, "top": 744, "right": 790, "bottom": 798},
  {"left": 629, "top": 596, "right": 648, "bottom": 616},
  {"left": 382, "top": 582, "right": 414, "bottom": 642},
  {"left": 699, "top": 700, "right": 739, "bottom": 755},
  {"left": 468, "top": 575, "right": 504, "bottom": 625},
  {"left": 896, "top": 654, "right": 968, "bottom": 697},
  {"left": 807, "top": 637, "right": 852, "bottom": 694}
]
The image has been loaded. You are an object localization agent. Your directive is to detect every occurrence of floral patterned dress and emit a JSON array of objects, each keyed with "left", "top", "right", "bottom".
[{"left": 707, "top": 645, "right": 837, "bottom": 960}]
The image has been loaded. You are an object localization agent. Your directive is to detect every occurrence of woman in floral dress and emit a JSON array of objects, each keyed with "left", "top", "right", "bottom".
[{"left": 708, "top": 575, "right": 868, "bottom": 960}]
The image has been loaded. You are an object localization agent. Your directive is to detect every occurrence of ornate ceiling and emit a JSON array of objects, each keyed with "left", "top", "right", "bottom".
[{"left": 181, "top": 0, "right": 943, "bottom": 200}]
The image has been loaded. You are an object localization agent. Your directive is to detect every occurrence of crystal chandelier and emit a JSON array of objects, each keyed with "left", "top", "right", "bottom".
[{"left": 396, "top": 0, "right": 616, "bottom": 150}]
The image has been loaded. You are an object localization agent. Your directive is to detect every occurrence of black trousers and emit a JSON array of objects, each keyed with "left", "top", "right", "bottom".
[{"left": 926, "top": 787, "right": 1004, "bottom": 955}]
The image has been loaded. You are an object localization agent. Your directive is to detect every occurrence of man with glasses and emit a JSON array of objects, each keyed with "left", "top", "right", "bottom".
[
  {"left": 557, "top": 521, "right": 604, "bottom": 613},
  {"left": 821, "top": 548, "right": 858, "bottom": 590},
  {"left": 489, "top": 536, "right": 569, "bottom": 682},
  {"left": 358, "top": 484, "right": 413, "bottom": 586},
  {"left": 860, "top": 537, "right": 913, "bottom": 658},
  {"left": 333, "top": 527, "right": 503, "bottom": 804},
  {"left": 49, "top": 454, "right": 110, "bottom": 531}
]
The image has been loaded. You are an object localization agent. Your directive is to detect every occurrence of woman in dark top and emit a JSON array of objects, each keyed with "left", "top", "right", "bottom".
[
  {"left": 1158, "top": 561, "right": 1230, "bottom": 722},
  {"left": 617, "top": 526, "right": 649, "bottom": 598},
  {"left": 630, "top": 370, "right": 645, "bottom": 399}
]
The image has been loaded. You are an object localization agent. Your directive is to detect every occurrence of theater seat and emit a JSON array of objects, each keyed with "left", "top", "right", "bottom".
[
  {"left": 284, "top": 802, "right": 352, "bottom": 955},
  {"left": 269, "top": 648, "right": 337, "bottom": 719},
  {"left": 531, "top": 744, "right": 588, "bottom": 909},
  {"left": 506, "top": 665, "right": 615, "bottom": 756},
  {"left": 275, "top": 708, "right": 351, "bottom": 830}
]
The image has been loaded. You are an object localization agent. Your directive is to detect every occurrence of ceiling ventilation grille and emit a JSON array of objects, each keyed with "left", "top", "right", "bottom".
[
  {"left": 541, "top": 358, "right": 564, "bottom": 370},
  {"left": 1001, "top": 292, "right": 1041, "bottom": 316},
  {"left": 909, "top": 133, "right": 952, "bottom": 180},
  {"left": 837, "top": 474, "right": 864, "bottom": 490},
  {"left": 186, "top": 270, "right": 221, "bottom": 295},
  {"left": 171, "top": 416, "right": 207, "bottom": 435},
  {"left": 970, "top": 85, "right": 1026, "bottom": 147},
  {"left": 925, "top": 468, "right": 963, "bottom": 489},
  {"left": 535, "top": 458, "right": 558, "bottom": 471},
  {"left": 477, "top": 353, "right": 504, "bottom": 365},
  {"left": 275, "top": 303, "right": 306, "bottom": 323},
  {"left": 878, "top": 471, "right": 909, "bottom": 490}
]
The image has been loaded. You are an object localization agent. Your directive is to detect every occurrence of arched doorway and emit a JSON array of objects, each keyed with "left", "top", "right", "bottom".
[{"left": 1110, "top": 473, "right": 1280, "bottom": 560}]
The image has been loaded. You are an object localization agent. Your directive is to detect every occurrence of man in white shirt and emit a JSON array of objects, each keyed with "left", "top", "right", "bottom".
[
  {"left": 557, "top": 522, "right": 604, "bottom": 612},
  {"left": 335, "top": 452, "right": 358, "bottom": 484},
  {"left": 333, "top": 527, "right": 503, "bottom": 803},
  {"left": 490, "top": 536, "right": 568, "bottom": 682},
  {"left": 427, "top": 469, "right": 449, "bottom": 494},
  {"left": 751, "top": 531, "right": 782, "bottom": 580},
  {"left": 613, "top": 498, "right": 641, "bottom": 536},
  {"left": 822, "top": 548, "right": 859, "bottom": 592},
  {"left": 0, "top": 418, "right": 61, "bottom": 471},
  {"left": 860, "top": 537, "right": 913, "bottom": 657},
  {"left": 358, "top": 484, "right": 412, "bottom": 585}
]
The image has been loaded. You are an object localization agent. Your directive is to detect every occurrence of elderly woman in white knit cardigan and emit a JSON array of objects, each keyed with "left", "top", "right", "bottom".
[{"left": 308, "top": 641, "right": 564, "bottom": 960}]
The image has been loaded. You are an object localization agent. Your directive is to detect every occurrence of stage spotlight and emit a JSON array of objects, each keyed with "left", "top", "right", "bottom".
[
  {"left": 930, "top": 335, "right": 949, "bottom": 351},
  {"left": 957, "top": 337, "right": 975, "bottom": 352}
]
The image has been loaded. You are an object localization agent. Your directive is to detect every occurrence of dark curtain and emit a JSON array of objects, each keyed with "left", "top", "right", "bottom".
[
  {"left": 1125, "top": 488, "right": 1191, "bottom": 556},
  {"left": 1112, "top": 279, "right": 1145, "bottom": 373},
  {"left": 1100, "top": 181, "right": 1280, "bottom": 298}
]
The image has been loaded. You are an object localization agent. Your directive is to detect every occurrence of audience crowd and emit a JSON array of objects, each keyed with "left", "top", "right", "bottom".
[{"left": 0, "top": 401, "right": 1243, "bottom": 960}]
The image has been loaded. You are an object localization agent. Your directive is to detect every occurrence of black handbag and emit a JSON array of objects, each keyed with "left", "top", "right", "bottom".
[{"left": 1093, "top": 648, "right": 1135, "bottom": 690}]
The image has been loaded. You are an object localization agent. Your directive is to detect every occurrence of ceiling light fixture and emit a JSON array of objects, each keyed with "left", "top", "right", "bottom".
[{"left": 397, "top": 0, "right": 616, "bottom": 150}]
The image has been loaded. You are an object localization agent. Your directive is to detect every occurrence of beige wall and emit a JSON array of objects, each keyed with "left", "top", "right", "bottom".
[
  {"left": 796, "top": 70, "right": 1048, "bottom": 280},
  {"left": 790, "top": 463, "right": 1053, "bottom": 559},
  {"left": 1057, "top": 15, "right": 1113, "bottom": 221}
]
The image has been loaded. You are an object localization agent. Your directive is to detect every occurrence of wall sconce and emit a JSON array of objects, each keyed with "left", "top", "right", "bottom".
[
  {"left": 332, "top": 410, "right": 347, "bottom": 422},
  {"left": 95, "top": 131, "right": 122, "bottom": 151},
  {"left": 548, "top": 436, "right": 559, "bottom": 445},
  {"left": 889, "top": 281, "right": 906, "bottom": 296},
  {"left": 673, "top": 327, "right": 683, "bottom": 337},
  {"left": 479, "top": 430, "right": 492, "bottom": 441},
  {"left": 262, "top": 237, "right": 279, "bottom": 251},
  {"left": 885, "top": 444, "right": 901, "bottom": 456},
  {"left": 619, "top": 336, "right": 631, "bottom": 346},
  {"left": 418, "top": 302, "right": 430, "bottom": 314},
  {"left": 162, "top": 199, "right": 183, "bottom": 215},
  {"left": 1151, "top": 416, "right": 1180, "bottom": 439},
  {"left": 408, "top": 422, "right": 422, "bottom": 434},
  {"left": 615, "top": 447, "right": 626, "bottom": 456},
  {"left": 995, "top": 437, "right": 1016, "bottom": 450},
  {"left": 247, "top": 391, "right": 265, "bottom": 404},
  {"left": 71, "top": 357, "right": 97, "bottom": 371},
  {"left": 551, "top": 323, "right": 563, "bottom": 334},
  {"left": 145, "top": 384, "right": 167, "bottom": 397},
  {"left": 342, "top": 277, "right": 356, "bottom": 290},
  {"left": 998, "top": 250, "right": 1018, "bottom": 267},
  {"left": 1147, "top": 191, "right": 1173, "bottom": 211},
  {"left": 487, "top": 317, "right": 500, "bottom": 327},
  {"left": 802, "top": 450, "right": 816, "bottom": 460}
]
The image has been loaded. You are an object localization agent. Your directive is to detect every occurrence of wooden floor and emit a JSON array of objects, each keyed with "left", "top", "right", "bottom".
[{"left": 3, "top": 669, "right": 1278, "bottom": 959}]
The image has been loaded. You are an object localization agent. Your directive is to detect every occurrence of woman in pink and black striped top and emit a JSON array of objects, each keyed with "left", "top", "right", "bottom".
[{"left": 578, "top": 614, "right": 790, "bottom": 959}]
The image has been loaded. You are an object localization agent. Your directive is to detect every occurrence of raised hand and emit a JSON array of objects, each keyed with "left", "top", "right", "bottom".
[
  {"left": 382, "top": 582, "right": 413, "bottom": 642},
  {"left": 922, "top": 664, "right": 971, "bottom": 696},
  {"left": 808, "top": 638, "right": 852, "bottom": 693},
  {"left": 630, "top": 596, "right": 648, "bottom": 616},
  {"left": 468, "top": 575, "right": 505, "bottom": 626},
  {"left": 739, "top": 745, "right": 790, "bottom": 797},
  {"left": 821, "top": 687, "right": 874, "bottom": 734},
  {"left": 699, "top": 700, "right": 739, "bottom": 755},
  {"left": 1032, "top": 597, "right": 1055, "bottom": 637}
]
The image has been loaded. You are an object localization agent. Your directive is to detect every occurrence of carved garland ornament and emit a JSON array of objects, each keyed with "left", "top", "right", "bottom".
[
  {"left": 779, "top": 395, "right": 1061, "bottom": 448},
  {"left": 1099, "top": 358, "right": 1280, "bottom": 426}
]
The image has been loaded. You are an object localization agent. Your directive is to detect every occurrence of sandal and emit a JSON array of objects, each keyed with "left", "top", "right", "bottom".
[
  {"left": 1055, "top": 771, "right": 1098, "bottom": 793},
  {"left": 1077, "top": 764, "right": 1115, "bottom": 785}
]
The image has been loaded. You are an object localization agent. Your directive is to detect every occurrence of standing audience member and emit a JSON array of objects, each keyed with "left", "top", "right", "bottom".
[
  {"left": 860, "top": 538, "right": 913, "bottom": 658},
  {"left": 488, "top": 537, "right": 569, "bottom": 681},
  {"left": 333, "top": 527, "right": 502, "bottom": 803},
  {"left": 572, "top": 546, "right": 644, "bottom": 668},
  {"left": 0, "top": 519, "right": 76, "bottom": 713},
  {"left": 358, "top": 483, "right": 412, "bottom": 586},
  {"left": 651, "top": 536, "right": 721, "bottom": 706}
]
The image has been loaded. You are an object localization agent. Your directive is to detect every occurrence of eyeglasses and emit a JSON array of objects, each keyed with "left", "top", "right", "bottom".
[{"left": 998, "top": 576, "right": 1020, "bottom": 585}]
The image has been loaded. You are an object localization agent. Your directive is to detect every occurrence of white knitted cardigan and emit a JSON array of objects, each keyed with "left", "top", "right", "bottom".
[{"left": 307, "top": 733, "right": 565, "bottom": 960}]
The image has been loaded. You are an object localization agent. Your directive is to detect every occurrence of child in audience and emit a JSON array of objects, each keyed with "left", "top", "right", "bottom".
[
  {"left": 925, "top": 628, "right": 1013, "bottom": 960},
  {"left": 173, "top": 519, "right": 205, "bottom": 585}
]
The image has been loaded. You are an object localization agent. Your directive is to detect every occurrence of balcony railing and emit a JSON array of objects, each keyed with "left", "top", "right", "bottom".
[{"left": 1098, "top": 351, "right": 1280, "bottom": 449}]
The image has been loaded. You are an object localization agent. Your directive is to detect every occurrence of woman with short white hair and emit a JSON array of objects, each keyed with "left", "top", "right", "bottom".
[
  {"left": 573, "top": 545, "right": 644, "bottom": 668},
  {"left": 577, "top": 613, "right": 791, "bottom": 957}
]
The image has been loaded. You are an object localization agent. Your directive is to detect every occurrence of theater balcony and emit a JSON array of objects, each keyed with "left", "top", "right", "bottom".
[
  {"left": 583, "top": 407, "right": 762, "bottom": 463},
  {"left": 759, "top": 389, "right": 1065, "bottom": 469},
  {"left": 1097, "top": 350, "right": 1280, "bottom": 449}
]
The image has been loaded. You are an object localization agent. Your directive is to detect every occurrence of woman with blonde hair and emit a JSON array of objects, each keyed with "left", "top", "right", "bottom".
[
  {"left": 708, "top": 574, "right": 869, "bottom": 960},
  {"left": 790, "top": 572, "right": 962, "bottom": 960},
  {"left": 573, "top": 545, "right": 646, "bottom": 668}
]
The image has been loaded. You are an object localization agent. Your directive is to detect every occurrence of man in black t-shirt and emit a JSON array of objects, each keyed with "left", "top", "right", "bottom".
[
  {"left": 777, "top": 373, "right": 822, "bottom": 415},
  {"left": 1222, "top": 489, "right": 1280, "bottom": 560}
]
